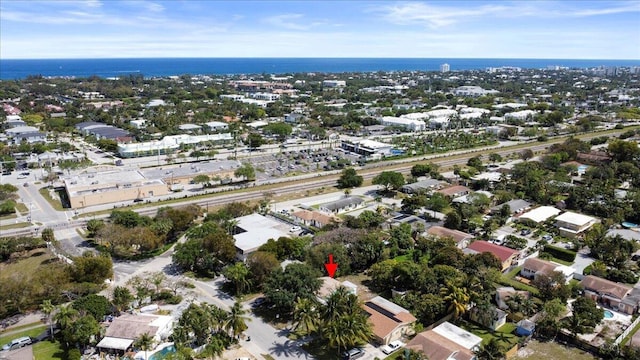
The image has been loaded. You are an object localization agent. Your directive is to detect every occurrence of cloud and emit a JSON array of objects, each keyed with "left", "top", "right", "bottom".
[
  {"left": 262, "top": 13, "right": 331, "bottom": 31},
  {"left": 572, "top": 2, "right": 640, "bottom": 17},
  {"left": 375, "top": 2, "right": 512, "bottom": 28}
]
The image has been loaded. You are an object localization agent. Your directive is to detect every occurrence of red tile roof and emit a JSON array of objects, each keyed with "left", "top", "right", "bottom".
[{"left": 467, "top": 241, "right": 519, "bottom": 263}]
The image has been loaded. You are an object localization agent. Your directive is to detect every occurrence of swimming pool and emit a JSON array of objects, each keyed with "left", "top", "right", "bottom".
[
  {"left": 604, "top": 310, "right": 614, "bottom": 319},
  {"left": 622, "top": 222, "right": 639, "bottom": 229},
  {"left": 144, "top": 343, "right": 175, "bottom": 360}
]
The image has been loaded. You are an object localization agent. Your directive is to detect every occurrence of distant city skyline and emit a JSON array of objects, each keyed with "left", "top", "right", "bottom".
[{"left": 1, "top": 0, "right": 639, "bottom": 60}]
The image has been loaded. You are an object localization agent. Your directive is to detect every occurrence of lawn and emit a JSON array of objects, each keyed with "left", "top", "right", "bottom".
[
  {"left": 460, "top": 320, "right": 520, "bottom": 349},
  {"left": 0, "top": 325, "right": 47, "bottom": 346},
  {"left": 499, "top": 267, "right": 540, "bottom": 295},
  {"left": 0, "top": 250, "right": 54, "bottom": 280},
  {"left": 0, "top": 221, "right": 32, "bottom": 230},
  {"left": 513, "top": 340, "right": 597, "bottom": 360},
  {"left": 38, "top": 187, "right": 65, "bottom": 211}
]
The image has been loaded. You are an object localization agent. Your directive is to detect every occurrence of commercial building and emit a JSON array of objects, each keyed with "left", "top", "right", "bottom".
[
  {"left": 233, "top": 213, "right": 291, "bottom": 260},
  {"left": 117, "top": 133, "right": 233, "bottom": 158},
  {"left": 63, "top": 169, "right": 169, "bottom": 209},
  {"left": 452, "top": 86, "right": 499, "bottom": 97},
  {"left": 380, "top": 116, "right": 426, "bottom": 131},
  {"left": 341, "top": 139, "right": 394, "bottom": 158},
  {"left": 440, "top": 63, "right": 450, "bottom": 73},
  {"left": 140, "top": 160, "right": 241, "bottom": 186}
]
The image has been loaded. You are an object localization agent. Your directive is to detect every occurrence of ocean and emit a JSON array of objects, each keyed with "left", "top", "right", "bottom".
[{"left": 1, "top": 58, "right": 638, "bottom": 80}]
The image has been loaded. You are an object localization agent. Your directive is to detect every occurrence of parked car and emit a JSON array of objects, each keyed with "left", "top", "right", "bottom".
[
  {"left": 2, "top": 337, "right": 31, "bottom": 351},
  {"left": 381, "top": 340, "right": 405, "bottom": 354},
  {"left": 520, "top": 229, "right": 532, "bottom": 236},
  {"left": 542, "top": 234, "right": 553, "bottom": 241},
  {"left": 289, "top": 226, "right": 301, "bottom": 233},
  {"left": 341, "top": 348, "right": 364, "bottom": 360}
]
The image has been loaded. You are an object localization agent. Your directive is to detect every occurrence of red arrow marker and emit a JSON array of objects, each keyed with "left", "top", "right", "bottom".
[{"left": 324, "top": 253, "right": 338, "bottom": 278}]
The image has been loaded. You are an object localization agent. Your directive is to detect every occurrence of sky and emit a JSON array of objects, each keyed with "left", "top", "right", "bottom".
[{"left": 1, "top": 0, "right": 639, "bottom": 59}]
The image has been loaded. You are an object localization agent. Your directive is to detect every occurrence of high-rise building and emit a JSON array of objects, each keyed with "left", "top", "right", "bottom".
[{"left": 440, "top": 63, "right": 450, "bottom": 73}]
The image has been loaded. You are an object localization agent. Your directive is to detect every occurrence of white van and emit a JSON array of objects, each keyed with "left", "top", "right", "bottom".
[{"left": 2, "top": 336, "right": 31, "bottom": 351}]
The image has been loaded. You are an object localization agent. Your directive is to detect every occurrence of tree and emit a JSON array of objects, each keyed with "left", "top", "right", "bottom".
[
  {"left": 73, "top": 294, "right": 111, "bottom": 321},
  {"left": 224, "top": 301, "right": 250, "bottom": 338},
  {"left": 134, "top": 332, "right": 155, "bottom": 360},
  {"left": 532, "top": 271, "right": 571, "bottom": 301},
  {"left": 476, "top": 338, "right": 505, "bottom": 360},
  {"left": 264, "top": 263, "right": 322, "bottom": 314},
  {"left": 337, "top": 167, "right": 363, "bottom": 188},
  {"left": 246, "top": 251, "right": 280, "bottom": 289},
  {"left": 488, "top": 153, "right": 503, "bottom": 164},
  {"left": 86, "top": 219, "right": 105, "bottom": 237},
  {"left": 41, "top": 228, "right": 55, "bottom": 244},
  {"left": 570, "top": 297, "right": 604, "bottom": 334},
  {"left": 40, "top": 299, "right": 55, "bottom": 340},
  {"left": 608, "top": 139, "right": 640, "bottom": 162},
  {"left": 223, "top": 262, "right": 251, "bottom": 295},
  {"left": 112, "top": 286, "right": 133, "bottom": 314},
  {"left": 372, "top": 171, "right": 405, "bottom": 192},
  {"left": 263, "top": 122, "right": 293, "bottom": 141},
  {"left": 467, "top": 156, "right": 484, "bottom": 171},
  {"left": 292, "top": 297, "right": 319, "bottom": 335},
  {"left": 70, "top": 252, "right": 113, "bottom": 284},
  {"left": 440, "top": 282, "right": 470, "bottom": 320},
  {"left": 426, "top": 192, "right": 449, "bottom": 212},
  {"left": 235, "top": 162, "right": 256, "bottom": 181},
  {"left": 193, "top": 174, "right": 210, "bottom": 188},
  {"left": 174, "top": 222, "right": 237, "bottom": 276},
  {"left": 320, "top": 287, "right": 372, "bottom": 354},
  {"left": 520, "top": 149, "right": 534, "bottom": 160},
  {"left": 246, "top": 133, "right": 264, "bottom": 149}
]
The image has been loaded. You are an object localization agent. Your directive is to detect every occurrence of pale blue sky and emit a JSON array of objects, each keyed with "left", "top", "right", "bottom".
[{"left": 1, "top": 0, "right": 639, "bottom": 59}]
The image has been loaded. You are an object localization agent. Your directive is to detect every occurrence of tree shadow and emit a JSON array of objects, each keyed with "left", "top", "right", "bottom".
[{"left": 269, "top": 339, "right": 310, "bottom": 359}]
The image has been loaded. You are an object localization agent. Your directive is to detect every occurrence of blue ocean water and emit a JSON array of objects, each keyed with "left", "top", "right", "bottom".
[{"left": 1, "top": 58, "right": 638, "bottom": 80}]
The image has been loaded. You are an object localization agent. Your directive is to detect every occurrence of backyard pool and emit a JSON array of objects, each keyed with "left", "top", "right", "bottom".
[
  {"left": 622, "top": 222, "right": 639, "bottom": 229},
  {"left": 604, "top": 310, "right": 614, "bottom": 319},
  {"left": 138, "top": 343, "right": 175, "bottom": 360}
]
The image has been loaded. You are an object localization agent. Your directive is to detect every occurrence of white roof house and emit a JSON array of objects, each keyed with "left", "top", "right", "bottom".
[
  {"left": 555, "top": 211, "right": 597, "bottom": 236},
  {"left": 178, "top": 124, "right": 202, "bottom": 131},
  {"left": 432, "top": 321, "right": 482, "bottom": 351},
  {"left": 518, "top": 206, "right": 562, "bottom": 223},
  {"left": 205, "top": 121, "right": 229, "bottom": 131},
  {"left": 233, "top": 213, "right": 291, "bottom": 259},
  {"left": 504, "top": 110, "right": 537, "bottom": 121}
]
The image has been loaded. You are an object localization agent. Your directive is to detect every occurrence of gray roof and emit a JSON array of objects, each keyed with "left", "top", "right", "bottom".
[
  {"left": 492, "top": 199, "right": 531, "bottom": 214},
  {"left": 90, "top": 127, "right": 130, "bottom": 138},
  {"left": 75, "top": 121, "right": 104, "bottom": 130},
  {"left": 402, "top": 179, "right": 443, "bottom": 192},
  {"left": 321, "top": 196, "right": 364, "bottom": 211}
]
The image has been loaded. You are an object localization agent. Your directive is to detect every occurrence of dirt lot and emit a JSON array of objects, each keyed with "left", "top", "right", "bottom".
[{"left": 514, "top": 340, "right": 598, "bottom": 360}]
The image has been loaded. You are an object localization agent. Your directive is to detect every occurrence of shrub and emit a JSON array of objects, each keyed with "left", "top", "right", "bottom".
[
  {"left": 606, "top": 269, "right": 638, "bottom": 284},
  {"left": 151, "top": 290, "right": 183, "bottom": 305},
  {"left": 542, "top": 244, "right": 576, "bottom": 262}
]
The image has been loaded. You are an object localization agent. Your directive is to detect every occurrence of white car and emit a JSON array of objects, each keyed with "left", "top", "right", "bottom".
[
  {"left": 381, "top": 340, "right": 404, "bottom": 355},
  {"left": 289, "top": 226, "right": 301, "bottom": 233}
]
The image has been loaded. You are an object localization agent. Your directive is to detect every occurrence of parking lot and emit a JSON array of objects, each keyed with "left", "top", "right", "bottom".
[{"left": 246, "top": 148, "right": 362, "bottom": 181}]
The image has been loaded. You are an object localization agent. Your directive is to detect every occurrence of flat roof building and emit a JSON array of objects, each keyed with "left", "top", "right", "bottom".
[
  {"left": 518, "top": 206, "right": 562, "bottom": 223},
  {"left": 233, "top": 213, "right": 291, "bottom": 260}
]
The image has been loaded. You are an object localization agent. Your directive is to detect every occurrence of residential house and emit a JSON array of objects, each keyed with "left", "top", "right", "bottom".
[
  {"left": 363, "top": 296, "right": 416, "bottom": 345},
  {"left": 319, "top": 196, "right": 364, "bottom": 214},
  {"left": 465, "top": 241, "right": 520, "bottom": 271},
  {"left": 554, "top": 211, "right": 597, "bottom": 238},
  {"left": 436, "top": 185, "right": 471, "bottom": 198},
  {"left": 96, "top": 314, "right": 173, "bottom": 355},
  {"left": 316, "top": 276, "right": 357, "bottom": 304},
  {"left": 401, "top": 179, "right": 445, "bottom": 194},
  {"left": 490, "top": 199, "right": 532, "bottom": 216},
  {"left": 204, "top": 121, "right": 229, "bottom": 132},
  {"left": 469, "top": 306, "right": 507, "bottom": 331},
  {"left": 405, "top": 322, "right": 481, "bottom": 360},
  {"left": 495, "top": 287, "right": 530, "bottom": 310},
  {"left": 291, "top": 209, "right": 336, "bottom": 228},
  {"left": 520, "top": 258, "right": 574, "bottom": 284},
  {"left": 579, "top": 275, "right": 638, "bottom": 314},
  {"left": 517, "top": 206, "right": 562, "bottom": 224},
  {"left": 427, "top": 226, "right": 474, "bottom": 249}
]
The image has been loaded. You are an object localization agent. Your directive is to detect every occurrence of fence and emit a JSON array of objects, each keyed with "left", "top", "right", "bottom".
[{"left": 614, "top": 314, "right": 640, "bottom": 346}]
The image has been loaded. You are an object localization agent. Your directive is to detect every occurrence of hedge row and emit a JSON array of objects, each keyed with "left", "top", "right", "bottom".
[{"left": 543, "top": 244, "right": 577, "bottom": 262}]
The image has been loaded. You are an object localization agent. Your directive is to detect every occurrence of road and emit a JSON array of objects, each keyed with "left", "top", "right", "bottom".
[{"left": 0, "top": 128, "right": 629, "bottom": 239}]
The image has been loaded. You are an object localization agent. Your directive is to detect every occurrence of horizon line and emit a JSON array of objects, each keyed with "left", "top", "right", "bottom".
[{"left": 2, "top": 56, "right": 640, "bottom": 61}]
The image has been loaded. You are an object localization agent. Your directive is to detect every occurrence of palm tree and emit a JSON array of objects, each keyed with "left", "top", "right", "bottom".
[
  {"left": 40, "top": 299, "right": 55, "bottom": 340},
  {"left": 54, "top": 305, "right": 78, "bottom": 331},
  {"left": 224, "top": 301, "right": 250, "bottom": 339},
  {"left": 135, "top": 332, "right": 154, "bottom": 360},
  {"left": 292, "top": 297, "right": 319, "bottom": 335},
  {"left": 223, "top": 262, "right": 251, "bottom": 295},
  {"left": 476, "top": 338, "right": 505, "bottom": 360},
  {"left": 440, "top": 283, "right": 470, "bottom": 321},
  {"left": 505, "top": 293, "right": 526, "bottom": 314}
]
